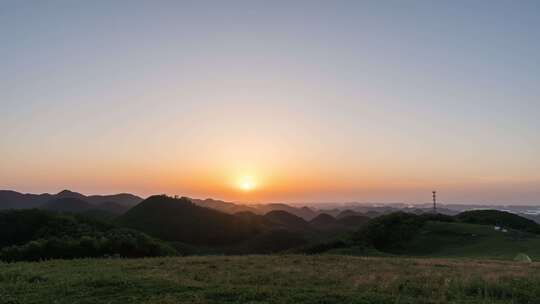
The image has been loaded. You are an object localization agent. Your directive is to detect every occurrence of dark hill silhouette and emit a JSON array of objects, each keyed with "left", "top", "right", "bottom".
[
  {"left": 264, "top": 210, "right": 311, "bottom": 231},
  {"left": 309, "top": 213, "right": 347, "bottom": 232},
  {"left": 55, "top": 190, "right": 141, "bottom": 206},
  {"left": 192, "top": 199, "right": 320, "bottom": 220},
  {"left": 456, "top": 210, "right": 540, "bottom": 234},
  {"left": 257, "top": 204, "right": 318, "bottom": 220},
  {"left": 39, "top": 198, "right": 130, "bottom": 217},
  {"left": 95, "top": 201, "right": 130, "bottom": 215},
  {"left": 40, "top": 198, "right": 94, "bottom": 213},
  {"left": 0, "top": 190, "right": 53, "bottom": 209},
  {"left": 191, "top": 198, "right": 257, "bottom": 214},
  {"left": 55, "top": 190, "right": 87, "bottom": 200},
  {"left": 308, "top": 213, "right": 370, "bottom": 232},
  {"left": 336, "top": 209, "right": 360, "bottom": 219},
  {"left": 337, "top": 215, "right": 370, "bottom": 227},
  {"left": 233, "top": 211, "right": 275, "bottom": 228},
  {"left": 0, "top": 190, "right": 142, "bottom": 210},
  {"left": 365, "top": 211, "right": 381, "bottom": 218},
  {"left": 309, "top": 213, "right": 337, "bottom": 227},
  {"left": 117, "top": 195, "right": 267, "bottom": 247}
]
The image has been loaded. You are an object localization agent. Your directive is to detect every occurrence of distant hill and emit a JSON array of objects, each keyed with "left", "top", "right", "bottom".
[
  {"left": 336, "top": 209, "right": 360, "bottom": 219},
  {"left": 337, "top": 215, "right": 370, "bottom": 228},
  {"left": 257, "top": 204, "right": 318, "bottom": 220},
  {"left": 309, "top": 213, "right": 338, "bottom": 230},
  {"left": 117, "top": 195, "right": 267, "bottom": 247},
  {"left": 264, "top": 210, "right": 311, "bottom": 231},
  {"left": 364, "top": 211, "right": 381, "bottom": 218},
  {"left": 233, "top": 211, "right": 275, "bottom": 228},
  {"left": 94, "top": 201, "right": 131, "bottom": 215},
  {"left": 191, "top": 198, "right": 257, "bottom": 214},
  {"left": 0, "top": 190, "right": 142, "bottom": 210},
  {"left": 190, "top": 198, "right": 322, "bottom": 221},
  {"left": 40, "top": 198, "right": 94, "bottom": 213},
  {"left": 310, "top": 213, "right": 337, "bottom": 225},
  {"left": 0, "top": 190, "right": 53, "bottom": 209},
  {"left": 39, "top": 198, "right": 131, "bottom": 217},
  {"left": 85, "top": 193, "right": 142, "bottom": 206}
]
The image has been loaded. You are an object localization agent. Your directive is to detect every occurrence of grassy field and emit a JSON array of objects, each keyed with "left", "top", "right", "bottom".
[{"left": 1, "top": 255, "right": 540, "bottom": 304}]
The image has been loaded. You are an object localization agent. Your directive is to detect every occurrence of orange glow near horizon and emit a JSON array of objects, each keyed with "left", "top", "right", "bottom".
[
  {"left": 238, "top": 176, "right": 257, "bottom": 192},
  {"left": 3, "top": 148, "right": 540, "bottom": 204}
]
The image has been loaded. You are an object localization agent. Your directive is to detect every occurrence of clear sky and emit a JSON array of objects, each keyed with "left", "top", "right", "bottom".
[{"left": 1, "top": 0, "right": 539, "bottom": 204}]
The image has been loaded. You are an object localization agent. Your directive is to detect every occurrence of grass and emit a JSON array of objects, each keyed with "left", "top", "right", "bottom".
[{"left": 1, "top": 255, "right": 540, "bottom": 304}]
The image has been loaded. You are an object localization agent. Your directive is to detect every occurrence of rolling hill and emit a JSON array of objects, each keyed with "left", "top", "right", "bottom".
[
  {"left": 336, "top": 214, "right": 370, "bottom": 227},
  {"left": 257, "top": 203, "right": 318, "bottom": 220},
  {"left": 39, "top": 198, "right": 131, "bottom": 217},
  {"left": 315, "top": 210, "right": 540, "bottom": 260},
  {"left": 309, "top": 213, "right": 338, "bottom": 228},
  {"left": 264, "top": 210, "right": 311, "bottom": 231},
  {"left": 39, "top": 198, "right": 94, "bottom": 213},
  {"left": 336, "top": 209, "right": 360, "bottom": 219},
  {"left": 0, "top": 190, "right": 142, "bottom": 210},
  {"left": 117, "top": 195, "right": 268, "bottom": 247},
  {"left": 190, "top": 198, "right": 258, "bottom": 214}
]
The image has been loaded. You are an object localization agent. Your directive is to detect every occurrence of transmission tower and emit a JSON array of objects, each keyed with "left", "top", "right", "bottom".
[{"left": 432, "top": 191, "right": 437, "bottom": 213}]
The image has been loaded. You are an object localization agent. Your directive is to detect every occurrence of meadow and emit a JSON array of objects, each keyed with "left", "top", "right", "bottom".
[{"left": 1, "top": 255, "right": 539, "bottom": 304}]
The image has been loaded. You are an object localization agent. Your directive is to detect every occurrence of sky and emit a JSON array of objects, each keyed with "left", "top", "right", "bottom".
[{"left": 1, "top": 0, "right": 539, "bottom": 204}]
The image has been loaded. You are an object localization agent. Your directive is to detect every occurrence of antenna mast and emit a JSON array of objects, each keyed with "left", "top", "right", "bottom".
[{"left": 432, "top": 191, "right": 437, "bottom": 213}]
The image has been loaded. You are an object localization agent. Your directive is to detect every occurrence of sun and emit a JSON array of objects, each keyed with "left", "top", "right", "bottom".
[{"left": 239, "top": 177, "right": 256, "bottom": 192}]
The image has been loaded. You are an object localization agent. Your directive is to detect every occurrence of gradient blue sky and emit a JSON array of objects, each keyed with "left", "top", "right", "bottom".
[{"left": 1, "top": 1, "right": 539, "bottom": 204}]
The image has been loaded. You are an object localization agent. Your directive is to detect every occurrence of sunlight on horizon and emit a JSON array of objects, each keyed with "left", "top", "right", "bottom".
[{"left": 239, "top": 176, "right": 257, "bottom": 192}]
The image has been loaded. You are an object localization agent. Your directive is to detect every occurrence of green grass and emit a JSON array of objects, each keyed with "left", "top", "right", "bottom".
[
  {"left": 1, "top": 255, "right": 540, "bottom": 303},
  {"left": 399, "top": 221, "right": 540, "bottom": 260}
]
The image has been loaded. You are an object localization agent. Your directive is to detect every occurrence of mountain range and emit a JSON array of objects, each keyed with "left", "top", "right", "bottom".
[
  {"left": 3, "top": 190, "right": 540, "bottom": 261},
  {"left": 116, "top": 195, "right": 370, "bottom": 254},
  {"left": 0, "top": 189, "right": 142, "bottom": 210},
  {"left": 3, "top": 189, "right": 540, "bottom": 225}
]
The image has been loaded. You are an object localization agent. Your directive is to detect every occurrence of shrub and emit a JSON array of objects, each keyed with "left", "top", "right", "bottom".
[{"left": 354, "top": 212, "right": 427, "bottom": 252}]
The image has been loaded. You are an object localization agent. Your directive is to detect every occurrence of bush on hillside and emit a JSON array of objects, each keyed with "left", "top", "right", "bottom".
[
  {"left": 354, "top": 212, "right": 427, "bottom": 252},
  {"left": 420, "top": 213, "right": 455, "bottom": 222},
  {"left": 0, "top": 210, "right": 176, "bottom": 262},
  {"left": 0, "top": 209, "right": 113, "bottom": 248},
  {"left": 0, "top": 228, "right": 176, "bottom": 262}
]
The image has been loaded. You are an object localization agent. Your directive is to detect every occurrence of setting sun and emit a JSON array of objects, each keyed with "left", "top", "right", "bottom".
[{"left": 239, "top": 177, "right": 256, "bottom": 192}]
